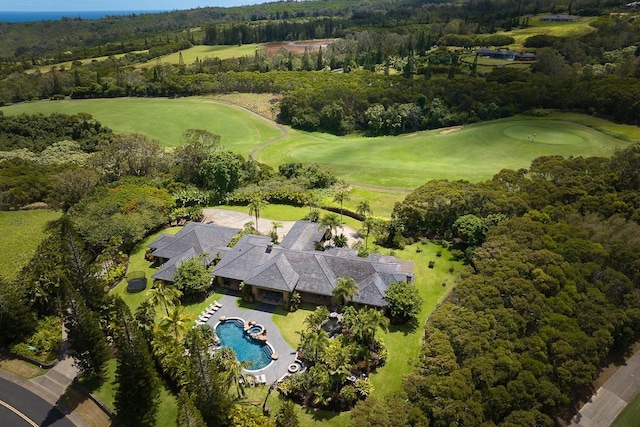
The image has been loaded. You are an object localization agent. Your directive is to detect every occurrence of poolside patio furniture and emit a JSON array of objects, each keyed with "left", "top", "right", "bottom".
[{"left": 255, "top": 374, "right": 267, "bottom": 385}]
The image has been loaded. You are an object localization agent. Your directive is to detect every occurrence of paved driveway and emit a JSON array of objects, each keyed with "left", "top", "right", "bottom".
[
  {"left": 201, "top": 294, "right": 298, "bottom": 385},
  {"left": 202, "top": 208, "right": 362, "bottom": 247}
]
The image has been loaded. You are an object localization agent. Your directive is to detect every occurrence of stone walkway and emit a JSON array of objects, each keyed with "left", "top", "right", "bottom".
[
  {"left": 569, "top": 349, "right": 640, "bottom": 427},
  {"left": 201, "top": 293, "right": 298, "bottom": 385}
]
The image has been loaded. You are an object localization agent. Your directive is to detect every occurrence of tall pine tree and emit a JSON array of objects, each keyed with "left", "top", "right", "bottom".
[
  {"left": 184, "top": 328, "right": 234, "bottom": 426},
  {"left": 64, "top": 288, "right": 109, "bottom": 378},
  {"left": 177, "top": 389, "right": 207, "bottom": 427},
  {"left": 113, "top": 297, "right": 160, "bottom": 427}
]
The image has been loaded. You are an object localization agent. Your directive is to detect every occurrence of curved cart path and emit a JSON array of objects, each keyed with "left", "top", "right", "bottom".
[
  {"left": 211, "top": 99, "right": 412, "bottom": 194},
  {"left": 204, "top": 98, "right": 289, "bottom": 159}
]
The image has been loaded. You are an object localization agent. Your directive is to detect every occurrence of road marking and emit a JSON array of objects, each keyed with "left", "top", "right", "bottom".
[{"left": 0, "top": 399, "right": 39, "bottom": 427}]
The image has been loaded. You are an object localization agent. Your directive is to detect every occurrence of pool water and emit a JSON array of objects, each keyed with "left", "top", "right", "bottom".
[
  {"left": 216, "top": 321, "right": 272, "bottom": 371},
  {"left": 248, "top": 325, "right": 263, "bottom": 335}
]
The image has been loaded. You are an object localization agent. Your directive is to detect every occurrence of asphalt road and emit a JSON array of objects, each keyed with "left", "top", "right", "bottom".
[
  {"left": 0, "top": 377, "right": 74, "bottom": 427},
  {"left": 570, "top": 350, "right": 640, "bottom": 427}
]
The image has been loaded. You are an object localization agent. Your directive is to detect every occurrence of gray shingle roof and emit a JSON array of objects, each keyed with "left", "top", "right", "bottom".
[
  {"left": 325, "top": 247, "right": 359, "bottom": 257},
  {"left": 152, "top": 220, "right": 414, "bottom": 307},
  {"left": 151, "top": 222, "right": 240, "bottom": 259},
  {"left": 352, "top": 273, "right": 388, "bottom": 307},
  {"left": 245, "top": 254, "right": 300, "bottom": 292},
  {"left": 279, "top": 220, "right": 325, "bottom": 251},
  {"left": 149, "top": 222, "right": 240, "bottom": 282},
  {"left": 152, "top": 247, "right": 198, "bottom": 282}
]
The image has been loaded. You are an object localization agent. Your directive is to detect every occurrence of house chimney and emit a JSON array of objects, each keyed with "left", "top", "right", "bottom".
[{"left": 266, "top": 242, "right": 273, "bottom": 253}]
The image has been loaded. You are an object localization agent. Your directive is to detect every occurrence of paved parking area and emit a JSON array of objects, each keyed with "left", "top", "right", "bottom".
[{"left": 201, "top": 294, "right": 298, "bottom": 385}]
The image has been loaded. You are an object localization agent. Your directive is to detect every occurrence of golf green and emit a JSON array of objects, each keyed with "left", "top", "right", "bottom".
[{"left": 254, "top": 118, "right": 631, "bottom": 188}]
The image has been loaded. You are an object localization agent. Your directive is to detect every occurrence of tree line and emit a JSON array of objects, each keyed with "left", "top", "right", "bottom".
[{"left": 345, "top": 143, "right": 640, "bottom": 425}]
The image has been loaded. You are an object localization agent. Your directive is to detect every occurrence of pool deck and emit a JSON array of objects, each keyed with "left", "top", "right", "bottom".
[{"left": 203, "top": 294, "right": 298, "bottom": 385}]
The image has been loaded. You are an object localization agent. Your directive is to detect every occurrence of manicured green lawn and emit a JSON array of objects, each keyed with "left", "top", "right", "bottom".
[
  {"left": 497, "top": 16, "right": 597, "bottom": 50},
  {"left": 612, "top": 392, "right": 640, "bottom": 427},
  {"left": 4, "top": 98, "right": 635, "bottom": 220},
  {"left": 368, "top": 241, "right": 462, "bottom": 397},
  {"left": 110, "top": 226, "right": 181, "bottom": 312},
  {"left": 0, "top": 210, "right": 61, "bottom": 280},
  {"left": 348, "top": 186, "right": 408, "bottom": 219},
  {"left": 136, "top": 44, "right": 264, "bottom": 69},
  {"left": 272, "top": 303, "right": 317, "bottom": 348},
  {"left": 255, "top": 116, "right": 631, "bottom": 188},
  {"left": 0, "top": 97, "right": 282, "bottom": 151},
  {"left": 3, "top": 98, "right": 634, "bottom": 191}
]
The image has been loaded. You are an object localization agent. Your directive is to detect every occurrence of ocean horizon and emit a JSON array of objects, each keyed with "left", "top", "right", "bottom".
[{"left": 0, "top": 10, "right": 169, "bottom": 23}]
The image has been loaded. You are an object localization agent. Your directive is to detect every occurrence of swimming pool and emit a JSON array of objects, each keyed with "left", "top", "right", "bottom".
[{"left": 215, "top": 318, "right": 273, "bottom": 371}]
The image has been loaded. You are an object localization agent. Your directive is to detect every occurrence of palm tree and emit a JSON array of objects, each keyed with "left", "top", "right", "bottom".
[
  {"left": 324, "top": 340, "right": 352, "bottom": 392},
  {"left": 215, "top": 347, "right": 250, "bottom": 398},
  {"left": 333, "top": 184, "right": 351, "bottom": 222},
  {"left": 360, "top": 216, "right": 377, "bottom": 249},
  {"left": 304, "top": 306, "right": 330, "bottom": 331},
  {"left": 356, "top": 200, "right": 372, "bottom": 220},
  {"left": 303, "top": 329, "right": 329, "bottom": 364},
  {"left": 270, "top": 221, "right": 283, "bottom": 243},
  {"left": 361, "top": 308, "right": 389, "bottom": 350},
  {"left": 319, "top": 213, "right": 344, "bottom": 245},
  {"left": 157, "top": 305, "right": 194, "bottom": 342},
  {"left": 147, "top": 281, "right": 182, "bottom": 315},
  {"left": 333, "top": 277, "right": 359, "bottom": 309},
  {"left": 247, "top": 194, "right": 268, "bottom": 233}
]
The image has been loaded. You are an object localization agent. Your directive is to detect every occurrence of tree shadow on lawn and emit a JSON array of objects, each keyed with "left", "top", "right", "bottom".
[
  {"left": 305, "top": 406, "right": 342, "bottom": 423},
  {"left": 388, "top": 317, "right": 420, "bottom": 336}
]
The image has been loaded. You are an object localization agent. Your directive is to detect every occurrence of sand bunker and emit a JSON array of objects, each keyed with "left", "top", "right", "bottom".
[{"left": 439, "top": 127, "right": 462, "bottom": 135}]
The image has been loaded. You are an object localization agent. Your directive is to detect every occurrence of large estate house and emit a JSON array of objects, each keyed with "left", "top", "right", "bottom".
[
  {"left": 148, "top": 220, "right": 414, "bottom": 308},
  {"left": 476, "top": 47, "right": 536, "bottom": 61}
]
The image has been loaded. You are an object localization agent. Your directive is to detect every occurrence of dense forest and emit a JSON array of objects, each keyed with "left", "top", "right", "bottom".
[
  {"left": 361, "top": 146, "right": 640, "bottom": 425},
  {"left": 1, "top": 0, "right": 640, "bottom": 426}
]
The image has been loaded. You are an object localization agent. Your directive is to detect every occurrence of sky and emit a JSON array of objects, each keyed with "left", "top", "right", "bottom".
[{"left": 0, "top": 0, "right": 269, "bottom": 12}]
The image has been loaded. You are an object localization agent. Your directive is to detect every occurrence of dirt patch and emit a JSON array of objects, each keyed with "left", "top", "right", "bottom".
[
  {"left": 62, "top": 385, "right": 113, "bottom": 427},
  {"left": 439, "top": 127, "right": 462, "bottom": 135},
  {"left": 212, "top": 93, "right": 281, "bottom": 121},
  {"left": 266, "top": 38, "right": 338, "bottom": 57},
  {"left": 0, "top": 356, "right": 48, "bottom": 379}
]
